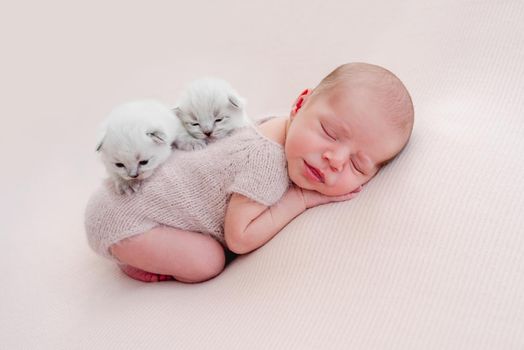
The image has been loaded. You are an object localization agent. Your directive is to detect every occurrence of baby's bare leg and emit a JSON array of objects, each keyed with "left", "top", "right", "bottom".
[{"left": 110, "top": 225, "right": 225, "bottom": 283}]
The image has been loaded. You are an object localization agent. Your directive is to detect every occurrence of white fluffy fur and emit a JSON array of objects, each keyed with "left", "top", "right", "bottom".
[
  {"left": 174, "top": 78, "right": 251, "bottom": 150},
  {"left": 96, "top": 99, "right": 181, "bottom": 194}
]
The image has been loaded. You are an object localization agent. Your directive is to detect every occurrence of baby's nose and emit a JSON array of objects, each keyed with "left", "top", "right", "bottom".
[
  {"left": 330, "top": 161, "right": 344, "bottom": 173},
  {"left": 324, "top": 148, "right": 349, "bottom": 172}
]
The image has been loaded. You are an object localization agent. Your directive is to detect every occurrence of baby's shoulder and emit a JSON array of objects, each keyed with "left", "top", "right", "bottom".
[{"left": 255, "top": 116, "right": 287, "bottom": 146}]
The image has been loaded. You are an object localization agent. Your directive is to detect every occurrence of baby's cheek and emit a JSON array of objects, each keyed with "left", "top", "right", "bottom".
[
  {"left": 336, "top": 173, "right": 360, "bottom": 195},
  {"left": 286, "top": 161, "right": 300, "bottom": 183}
]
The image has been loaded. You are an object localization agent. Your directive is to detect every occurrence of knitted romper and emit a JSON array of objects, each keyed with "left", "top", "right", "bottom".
[{"left": 85, "top": 126, "right": 290, "bottom": 260}]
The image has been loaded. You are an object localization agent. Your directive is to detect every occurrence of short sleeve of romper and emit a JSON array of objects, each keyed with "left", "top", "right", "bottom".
[{"left": 229, "top": 133, "right": 289, "bottom": 206}]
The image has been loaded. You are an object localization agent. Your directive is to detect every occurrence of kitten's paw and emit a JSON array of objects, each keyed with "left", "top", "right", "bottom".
[
  {"left": 176, "top": 138, "right": 207, "bottom": 151},
  {"left": 113, "top": 180, "right": 126, "bottom": 195},
  {"left": 129, "top": 180, "right": 141, "bottom": 193},
  {"left": 114, "top": 179, "right": 141, "bottom": 195}
]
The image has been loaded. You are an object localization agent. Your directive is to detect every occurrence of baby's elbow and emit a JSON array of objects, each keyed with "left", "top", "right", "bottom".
[{"left": 225, "top": 229, "right": 251, "bottom": 255}]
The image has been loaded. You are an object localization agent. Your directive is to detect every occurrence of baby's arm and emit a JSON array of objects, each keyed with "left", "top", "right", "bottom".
[{"left": 224, "top": 185, "right": 361, "bottom": 254}]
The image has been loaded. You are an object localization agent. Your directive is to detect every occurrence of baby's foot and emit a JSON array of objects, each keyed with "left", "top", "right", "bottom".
[{"left": 118, "top": 264, "right": 174, "bottom": 283}]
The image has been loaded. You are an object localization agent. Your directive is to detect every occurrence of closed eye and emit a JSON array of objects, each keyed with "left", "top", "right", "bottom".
[
  {"left": 191, "top": 122, "right": 200, "bottom": 127},
  {"left": 115, "top": 163, "right": 125, "bottom": 168},
  {"left": 352, "top": 160, "right": 364, "bottom": 175},
  {"left": 321, "top": 122, "right": 336, "bottom": 141},
  {"left": 215, "top": 115, "right": 229, "bottom": 123},
  {"left": 139, "top": 160, "right": 149, "bottom": 166}
]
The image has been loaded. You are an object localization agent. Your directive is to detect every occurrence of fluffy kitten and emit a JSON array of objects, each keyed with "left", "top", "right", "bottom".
[
  {"left": 96, "top": 99, "right": 181, "bottom": 195},
  {"left": 173, "top": 78, "right": 251, "bottom": 150}
]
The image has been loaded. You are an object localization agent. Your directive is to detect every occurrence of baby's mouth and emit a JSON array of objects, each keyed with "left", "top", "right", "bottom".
[{"left": 304, "top": 161, "right": 325, "bottom": 183}]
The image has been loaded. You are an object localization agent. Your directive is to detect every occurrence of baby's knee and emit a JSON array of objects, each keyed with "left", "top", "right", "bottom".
[
  {"left": 110, "top": 236, "right": 141, "bottom": 263},
  {"left": 180, "top": 240, "right": 226, "bottom": 283},
  {"left": 109, "top": 231, "right": 226, "bottom": 283}
]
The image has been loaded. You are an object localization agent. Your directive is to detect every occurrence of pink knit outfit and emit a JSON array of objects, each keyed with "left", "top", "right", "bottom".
[{"left": 85, "top": 126, "right": 290, "bottom": 259}]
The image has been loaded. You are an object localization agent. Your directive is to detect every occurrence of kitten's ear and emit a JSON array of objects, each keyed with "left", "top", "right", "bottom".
[
  {"left": 147, "top": 130, "right": 167, "bottom": 144},
  {"left": 95, "top": 139, "right": 104, "bottom": 152},
  {"left": 228, "top": 95, "right": 245, "bottom": 110},
  {"left": 173, "top": 107, "right": 183, "bottom": 118},
  {"left": 95, "top": 130, "right": 106, "bottom": 152}
]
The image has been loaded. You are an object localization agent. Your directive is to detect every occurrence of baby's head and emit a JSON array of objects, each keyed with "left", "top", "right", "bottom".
[{"left": 285, "top": 62, "right": 414, "bottom": 196}]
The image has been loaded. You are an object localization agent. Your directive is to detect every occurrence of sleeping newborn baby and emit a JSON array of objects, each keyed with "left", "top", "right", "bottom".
[{"left": 86, "top": 62, "right": 415, "bottom": 283}]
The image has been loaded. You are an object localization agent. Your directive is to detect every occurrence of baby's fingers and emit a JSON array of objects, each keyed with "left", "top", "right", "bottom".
[
  {"left": 350, "top": 185, "right": 363, "bottom": 194},
  {"left": 332, "top": 186, "right": 363, "bottom": 201}
]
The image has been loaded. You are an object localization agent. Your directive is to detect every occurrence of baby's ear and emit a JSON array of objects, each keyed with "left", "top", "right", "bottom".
[
  {"left": 147, "top": 130, "right": 167, "bottom": 144},
  {"left": 228, "top": 95, "right": 245, "bottom": 110},
  {"left": 291, "top": 88, "right": 312, "bottom": 117}
]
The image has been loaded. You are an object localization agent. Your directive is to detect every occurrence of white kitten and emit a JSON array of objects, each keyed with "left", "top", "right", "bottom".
[
  {"left": 96, "top": 99, "right": 181, "bottom": 195},
  {"left": 173, "top": 78, "right": 251, "bottom": 151}
]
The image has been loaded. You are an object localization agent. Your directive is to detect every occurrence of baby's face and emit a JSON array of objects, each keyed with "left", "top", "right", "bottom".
[{"left": 285, "top": 84, "right": 406, "bottom": 196}]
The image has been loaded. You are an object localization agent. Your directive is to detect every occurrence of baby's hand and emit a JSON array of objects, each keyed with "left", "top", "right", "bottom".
[{"left": 296, "top": 185, "right": 362, "bottom": 209}]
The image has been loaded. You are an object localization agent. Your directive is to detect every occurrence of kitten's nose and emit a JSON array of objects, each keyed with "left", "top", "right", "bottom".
[
  {"left": 204, "top": 131, "right": 212, "bottom": 137},
  {"left": 129, "top": 174, "right": 139, "bottom": 178}
]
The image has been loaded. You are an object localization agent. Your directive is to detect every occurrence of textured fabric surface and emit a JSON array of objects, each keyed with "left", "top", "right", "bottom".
[
  {"left": 85, "top": 126, "right": 288, "bottom": 259},
  {"left": 2, "top": 0, "right": 524, "bottom": 349}
]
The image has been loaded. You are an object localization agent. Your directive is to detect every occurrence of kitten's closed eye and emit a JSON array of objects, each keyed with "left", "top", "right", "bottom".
[
  {"left": 115, "top": 163, "right": 125, "bottom": 168},
  {"left": 174, "top": 77, "right": 249, "bottom": 151},
  {"left": 139, "top": 160, "right": 149, "bottom": 165}
]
